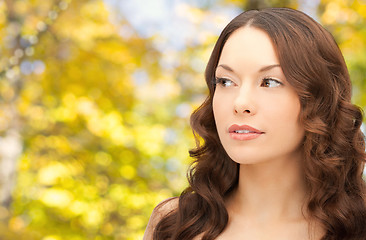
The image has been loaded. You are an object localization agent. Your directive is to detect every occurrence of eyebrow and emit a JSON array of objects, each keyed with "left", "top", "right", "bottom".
[{"left": 216, "top": 64, "right": 281, "bottom": 73}]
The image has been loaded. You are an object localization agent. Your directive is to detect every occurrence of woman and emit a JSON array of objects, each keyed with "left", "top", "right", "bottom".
[{"left": 143, "top": 7, "right": 366, "bottom": 240}]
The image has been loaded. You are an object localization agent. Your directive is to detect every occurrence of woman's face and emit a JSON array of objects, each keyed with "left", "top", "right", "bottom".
[{"left": 213, "top": 27, "right": 305, "bottom": 165}]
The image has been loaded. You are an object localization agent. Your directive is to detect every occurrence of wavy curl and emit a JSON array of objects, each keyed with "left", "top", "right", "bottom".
[{"left": 154, "top": 8, "right": 366, "bottom": 240}]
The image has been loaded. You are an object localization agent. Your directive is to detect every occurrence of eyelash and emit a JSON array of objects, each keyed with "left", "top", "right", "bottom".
[
  {"left": 215, "top": 77, "right": 236, "bottom": 87},
  {"left": 215, "top": 77, "right": 282, "bottom": 88},
  {"left": 261, "top": 77, "right": 283, "bottom": 87}
]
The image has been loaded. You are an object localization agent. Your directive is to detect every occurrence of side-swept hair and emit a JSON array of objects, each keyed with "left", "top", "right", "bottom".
[{"left": 154, "top": 8, "right": 366, "bottom": 240}]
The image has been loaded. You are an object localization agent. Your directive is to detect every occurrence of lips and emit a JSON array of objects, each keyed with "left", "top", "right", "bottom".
[
  {"left": 228, "top": 124, "right": 264, "bottom": 141},
  {"left": 228, "top": 124, "right": 264, "bottom": 134}
]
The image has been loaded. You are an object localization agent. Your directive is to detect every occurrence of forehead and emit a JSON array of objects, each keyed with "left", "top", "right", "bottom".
[{"left": 218, "top": 26, "right": 279, "bottom": 71}]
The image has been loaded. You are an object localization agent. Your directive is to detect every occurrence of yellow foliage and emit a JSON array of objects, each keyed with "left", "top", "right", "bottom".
[
  {"left": 108, "top": 184, "right": 126, "bottom": 202},
  {"left": 37, "top": 162, "right": 71, "bottom": 185},
  {"left": 119, "top": 165, "right": 136, "bottom": 180},
  {"left": 8, "top": 216, "right": 25, "bottom": 232},
  {"left": 126, "top": 215, "right": 145, "bottom": 230},
  {"left": 42, "top": 236, "right": 62, "bottom": 240},
  {"left": 55, "top": 0, "right": 117, "bottom": 50},
  {"left": 69, "top": 200, "right": 88, "bottom": 216},
  {"left": 134, "top": 124, "right": 166, "bottom": 156},
  {"left": 95, "top": 151, "right": 112, "bottom": 166},
  {"left": 81, "top": 207, "right": 104, "bottom": 228},
  {"left": 40, "top": 188, "right": 74, "bottom": 208}
]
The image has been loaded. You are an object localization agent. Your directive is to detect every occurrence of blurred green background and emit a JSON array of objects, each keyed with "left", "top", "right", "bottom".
[{"left": 0, "top": 0, "right": 365, "bottom": 239}]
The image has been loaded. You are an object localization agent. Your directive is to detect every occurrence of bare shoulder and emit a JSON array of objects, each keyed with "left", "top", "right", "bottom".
[
  {"left": 155, "top": 197, "right": 179, "bottom": 214},
  {"left": 143, "top": 197, "right": 179, "bottom": 240}
]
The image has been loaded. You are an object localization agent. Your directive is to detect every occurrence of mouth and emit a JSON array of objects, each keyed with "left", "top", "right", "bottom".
[
  {"left": 228, "top": 124, "right": 264, "bottom": 141},
  {"left": 228, "top": 124, "right": 264, "bottom": 134}
]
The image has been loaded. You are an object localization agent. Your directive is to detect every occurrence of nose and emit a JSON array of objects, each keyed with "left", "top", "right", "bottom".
[{"left": 233, "top": 85, "right": 256, "bottom": 116}]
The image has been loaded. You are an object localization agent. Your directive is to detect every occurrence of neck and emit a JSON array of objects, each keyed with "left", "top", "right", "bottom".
[{"left": 227, "top": 155, "right": 307, "bottom": 223}]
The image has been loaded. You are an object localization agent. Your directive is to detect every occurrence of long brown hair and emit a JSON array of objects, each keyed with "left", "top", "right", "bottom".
[{"left": 154, "top": 8, "right": 366, "bottom": 240}]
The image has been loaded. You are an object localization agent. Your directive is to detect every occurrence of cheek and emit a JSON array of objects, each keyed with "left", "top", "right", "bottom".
[
  {"left": 265, "top": 96, "right": 304, "bottom": 138},
  {"left": 265, "top": 92, "right": 301, "bottom": 120},
  {"left": 212, "top": 93, "right": 223, "bottom": 120},
  {"left": 212, "top": 92, "right": 231, "bottom": 126}
]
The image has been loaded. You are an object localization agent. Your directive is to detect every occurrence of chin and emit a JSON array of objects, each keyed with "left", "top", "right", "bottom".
[{"left": 227, "top": 153, "right": 268, "bottom": 165}]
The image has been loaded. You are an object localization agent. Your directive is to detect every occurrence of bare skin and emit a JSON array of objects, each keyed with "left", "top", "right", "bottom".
[
  {"left": 215, "top": 161, "right": 318, "bottom": 240},
  {"left": 211, "top": 26, "right": 324, "bottom": 240},
  {"left": 143, "top": 197, "right": 179, "bottom": 240},
  {"left": 143, "top": 26, "right": 326, "bottom": 240}
]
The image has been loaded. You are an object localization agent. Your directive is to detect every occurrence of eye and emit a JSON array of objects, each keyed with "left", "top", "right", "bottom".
[
  {"left": 261, "top": 77, "right": 282, "bottom": 88},
  {"left": 215, "top": 77, "right": 236, "bottom": 87}
]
